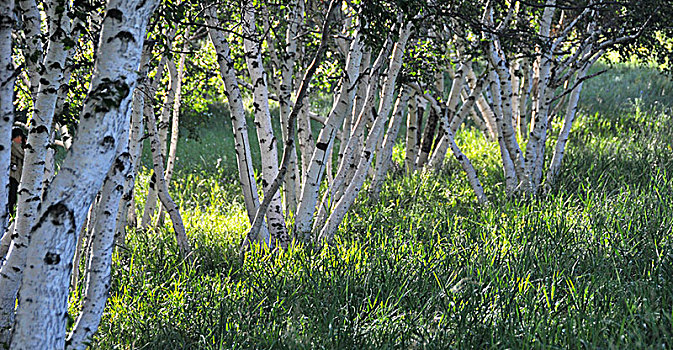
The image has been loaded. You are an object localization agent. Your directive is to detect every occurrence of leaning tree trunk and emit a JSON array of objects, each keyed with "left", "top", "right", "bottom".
[
  {"left": 114, "top": 43, "right": 152, "bottom": 246},
  {"left": 293, "top": 28, "right": 363, "bottom": 241},
  {"left": 0, "top": 0, "right": 72, "bottom": 342},
  {"left": 523, "top": 0, "right": 556, "bottom": 193},
  {"left": 403, "top": 93, "right": 420, "bottom": 173},
  {"left": 66, "top": 143, "right": 131, "bottom": 350},
  {"left": 145, "top": 109, "right": 191, "bottom": 259},
  {"left": 139, "top": 48, "right": 172, "bottom": 230},
  {"left": 370, "top": 87, "right": 410, "bottom": 197},
  {"left": 242, "top": 4, "right": 289, "bottom": 248},
  {"left": 318, "top": 22, "right": 412, "bottom": 244},
  {"left": 17, "top": 0, "right": 42, "bottom": 100},
  {"left": 9, "top": 0, "right": 158, "bottom": 347},
  {"left": 205, "top": 7, "right": 270, "bottom": 245}
]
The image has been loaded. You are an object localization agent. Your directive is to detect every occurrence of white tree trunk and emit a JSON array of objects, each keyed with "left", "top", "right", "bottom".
[
  {"left": 145, "top": 108, "right": 191, "bottom": 259},
  {"left": 278, "top": 0, "right": 304, "bottom": 215},
  {"left": 293, "top": 29, "right": 363, "bottom": 241},
  {"left": 371, "top": 87, "right": 410, "bottom": 197},
  {"left": 66, "top": 151, "right": 131, "bottom": 350},
  {"left": 17, "top": 0, "right": 42, "bottom": 99},
  {"left": 404, "top": 93, "right": 419, "bottom": 173},
  {"left": 318, "top": 22, "right": 412, "bottom": 244},
  {"left": 313, "top": 37, "right": 392, "bottom": 234},
  {"left": 544, "top": 65, "right": 590, "bottom": 190},
  {"left": 0, "top": 0, "right": 14, "bottom": 236},
  {"left": 0, "top": 0, "right": 72, "bottom": 341},
  {"left": 139, "top": 53, "right": 171, "bottom": 230},
  {"left": 242, "top": 4, "right": 289, "bottom": 248},
  {"left": 206, "top": 8, "right": 270, "bottom": 245},
  {"left": 488, "top": 70, "right": 518, "bottom": 192},
  {"left": 163, "top": 51, "right": 185, "bottom": 189},
  {"left": 114, "top": 44, "right": 152, "bottom": 246},
  {"left": 523, "top": 0, "right": 556, "bottom": 193},
  {"left": 10, "top": 0, "right": 157, "bottom": 347}
]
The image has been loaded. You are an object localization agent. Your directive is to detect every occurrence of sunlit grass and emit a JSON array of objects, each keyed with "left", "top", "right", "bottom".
[{"left": 91, "top": 63, "right": 673, "bottom": 349}]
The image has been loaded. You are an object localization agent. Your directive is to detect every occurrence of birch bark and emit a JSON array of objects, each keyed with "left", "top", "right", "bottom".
[
  {"left": 318, "top": 22, "right": 412, "bottom": 244},
  {"left": 0, "top": 0, "right": 14, "bottom": 237},
  {"left": 404, "top": 93, "right": 419, "bottom": 173},
  {"left": 293, "top": 29, "right": 363, "bottom": 241},
  {"left": 371, "top": 87, "right": 410, "bottom": 197},
  {"left": 10, "top": 0, "right": 157, "bottom": 347},
  {"left": 0, "top": 0, "right": 72, "bottom": 341},
  {"left": 523, "top": 0, "right": 556, "bottom": 193},
  {"left": 206, "top": 8, "right": 270, "bottom": 245},
  {"left": 66, "top": 143, "right": 131, "bottom": 350},
  {"left": 114, "top": 44, "right": 152, "bottom": 246},
  {"left": 145, "top": 107, "right": 191, "bottom": 259},
  {"left": 242, "top": 3, "right": 289, "bottom": 248}
]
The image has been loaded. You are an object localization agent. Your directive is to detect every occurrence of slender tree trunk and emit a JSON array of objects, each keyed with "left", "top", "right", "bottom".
[
  {"left": 404, "top": 93, "right": 419, "bottom": 173},
  {"left": 114, "top": 44, "right": 153, "bottom": 245},
  {"left": 371, "top": 87, "right": 410, "bottom": 197},
  {"left": 293, "top": 29, "right": 363, "bottom": 241},
  {"left": 66, "top": 151, "right": 131, "bottom": 350},
  {"left": 523, "top": 0, "right": 556, "bottom": 193},
  {"left": 0, "top": 0, "right": 14, "bottom": 240},
  {"left": 9, "top": 0, "right": 158, "bottom": 347},
  {"left": 314, "top": 37, "right": 392, "bottom": 233},
  {"left": 318, "top": 22, "right": 412, "bottom": 244},
  {"left": 243, "top": 0, "right": 338, "bottom": 248},
  {"left": 242, "top": 3, "right": 289, "bottom": 248},
  {"left": 17, "top": 0, "right": 42, "bottom": 100},
  {"left": 206, "top": 8, "right": 270, "bottom": 245},
  {"left": 544, "top": 65, "right": 589, "bottom": 190},
  {"left": 139, "top": 53, "right": 171, "bottom": 230},
  {"left": 0, "top": 0, "right": 72, "bottom": 342},
  {"left": 145, "top": 108, "right": 191, "bottom": 259},
  {"left": 416, "top": 105, "right": 439, "bottom": 169},
  {"left": 278, "top": 0, "right": 304, "bottom": 215}
]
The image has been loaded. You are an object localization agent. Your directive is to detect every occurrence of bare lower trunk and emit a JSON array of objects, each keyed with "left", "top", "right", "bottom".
[
  {"left": 242, "top": 4, "right": 288, "bottom": 248},
  {"left": 66, "top": 151, "right": 131, "bottom": 350},
  {"left": 293, "top": 28, "right": 363, "bottom": 241},
  {"left": 404, "top": 93, "right": 420, "bottom": 173},
  {"left": 206, "top": 7, "right": 270, "bottom": 245},
  {"left": 10, "top": 1, "right": 157, "bottom": 347},
  {"left": 146, "top": 109, "right": 191, "bottom": 259},
  {"left": 318, "top": 22, "right": 412, "bottom": 244},
  {"left": 544, "top": 66, "right": 589, "bottom": 190},
  {"left": 0, "top": 0, "right": 14, "bottom": 239},
  {"left": 371, "top": 87, "right": 410, "bottom": 197},
  {"left": 0, "top": 0, "right": 72, "bottom": 342}
]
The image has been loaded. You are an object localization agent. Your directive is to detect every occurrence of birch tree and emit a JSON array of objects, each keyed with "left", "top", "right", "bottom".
[{"left": 8, "top": 0, "right": 158, "bottom": 346}]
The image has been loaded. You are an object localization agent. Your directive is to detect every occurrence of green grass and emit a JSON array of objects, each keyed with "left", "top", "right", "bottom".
[{"left": 88, "top": 63, "right": 673, "bottom": 349}]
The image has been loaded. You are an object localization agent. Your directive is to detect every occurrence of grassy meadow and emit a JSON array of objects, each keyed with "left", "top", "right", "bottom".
[{"left": 85, "top": 62, "right": 673, "bottom": 349}]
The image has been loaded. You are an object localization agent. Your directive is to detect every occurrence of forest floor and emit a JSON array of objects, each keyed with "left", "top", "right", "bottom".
[{"left": 87, "top": 62, "right": 673, "bottom": 349}]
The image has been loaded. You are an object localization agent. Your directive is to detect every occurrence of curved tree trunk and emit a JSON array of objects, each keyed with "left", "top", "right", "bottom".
[
  {"left": 318, "top": 22, "right": 412, "bottom": 244},
  {"left": 371, "top": 87, "right": 410, "bottom": 197},
  {"left": 205, "top": 7, "right": 270, "bottom": 246},
  {"left": 294, "top": 29, "right": 363, "bottom": 241},
  {"left": 0, "top": 0, "right": 15, "bottom": 245},
  {"left": 114, "top": 43, "right": 153, "bottom": 246},
  {"left": 145, "top": 108, "right": 191, "bottom": 259}
]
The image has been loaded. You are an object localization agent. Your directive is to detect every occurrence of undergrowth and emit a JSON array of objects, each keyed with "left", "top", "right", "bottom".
[{"left": 90, "top": 63, "right": 673, "bottom": 349}]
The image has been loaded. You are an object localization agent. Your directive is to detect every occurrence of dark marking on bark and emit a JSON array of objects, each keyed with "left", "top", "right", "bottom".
[
  {"left": 106, "top": 9, "right": 123, "bottom": 22},
  {"left": 44, "top": 252, "right": 60, "bottom": 265},
  {"left": 315, "top": 142, "right": 328, "bottom": 151}
]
